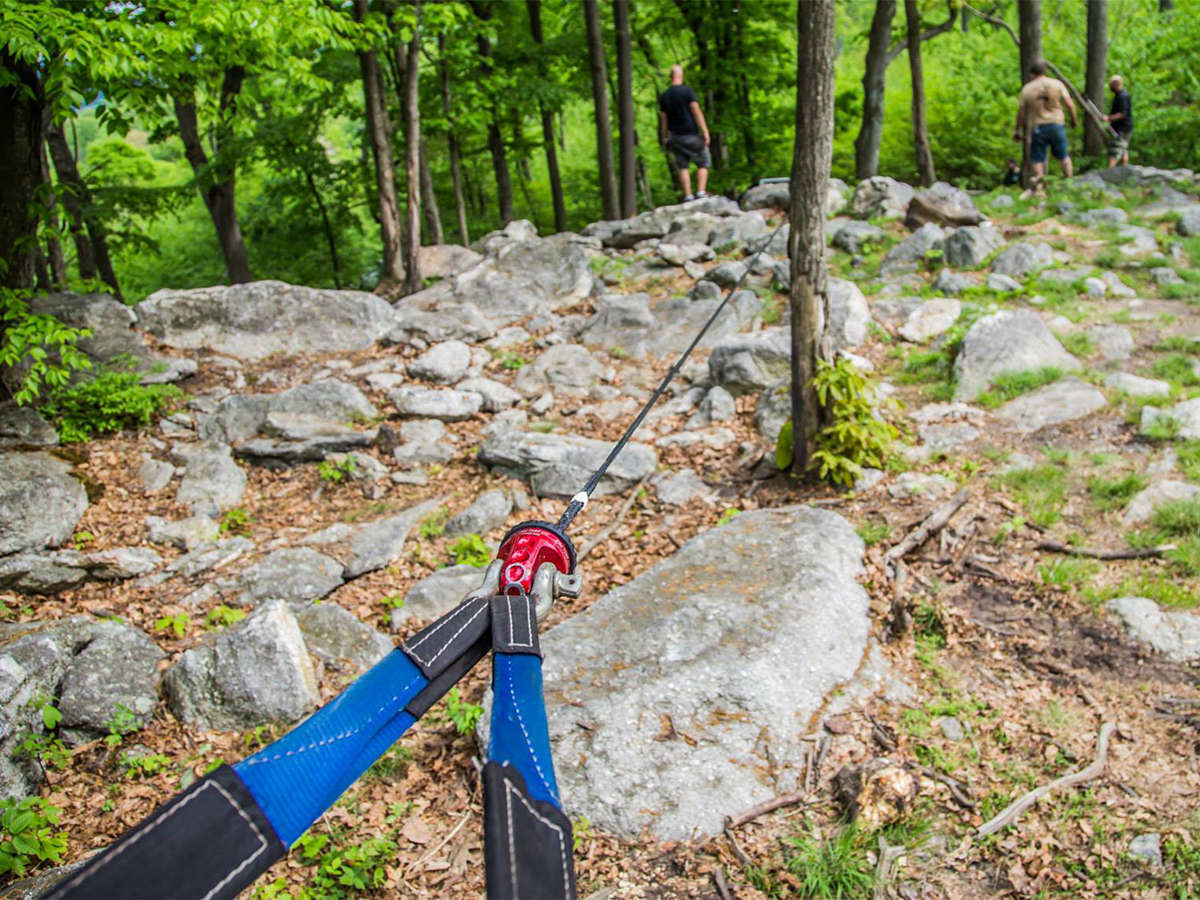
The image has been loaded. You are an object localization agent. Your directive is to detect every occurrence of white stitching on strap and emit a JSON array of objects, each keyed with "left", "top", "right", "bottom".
[
  {"left": 502, "top": 774, "right": 571, "bottom": 899},
  {"left": 51, "top": 779, "right": 270, "bottom": 898},
  {"left": 503, "top": 661, "right": 557, "bottom": 803},
  {"left": 504, "top": 595, "right": 533, "bottom": 649},
  {"left": 404, "top": 598, "right": 488, "bottom": 667}
]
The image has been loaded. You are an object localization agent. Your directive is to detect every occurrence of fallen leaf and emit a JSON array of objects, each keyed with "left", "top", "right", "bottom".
[{"left": 402, "top": 816, "right": 432, "bottom": 845}]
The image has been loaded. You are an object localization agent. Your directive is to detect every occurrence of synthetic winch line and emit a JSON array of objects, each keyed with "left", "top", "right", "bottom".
[{"left": 557, "top": 217, "right": 788, "bottom": 533}]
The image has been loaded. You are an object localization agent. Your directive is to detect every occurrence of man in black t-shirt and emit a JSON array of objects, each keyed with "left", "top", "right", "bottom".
[
  {"left": 1103, "top": 75, "right": 1133, "bottom": 168},
  {"left": 658, "top": 65, "right": 711, "bottom": 202}
]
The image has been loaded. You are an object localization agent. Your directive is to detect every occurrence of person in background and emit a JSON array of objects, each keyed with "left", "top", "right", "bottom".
[
  {"left": 1103, "top": 75, "right": 1133, "bottom": 168},
  {"left": 1014, "top": 60, "right": 1078, "bottom": 190},
  {"left": 1003, "top": 158, "right": 1021, "bottom": 186},
  {"left": 658, "top": 64, "right": 711, "bottom": 202}
]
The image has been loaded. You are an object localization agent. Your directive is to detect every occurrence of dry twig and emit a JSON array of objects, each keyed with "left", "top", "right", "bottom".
[
  {"left": 917, "top": 765, "right": 976, "bottom": 812},
  {"left": 722, "top": 824, "right": 753, "bottom": 868},
  {"left": 976, "top": 722, "right": 1115, "bottom": 837},
  {"left": 725, "top": 789, "right": 810, "bottom": 829},
  {"left": 712, "top": 866, "right": 733, "bottom": 900},
  {"left": 578, "top": 477, "right": 648, "bottom": 561},
  {"left": 884, "top": 488, "right": 969, "bottom": 576},
  {"left": 1036, "top": 540, "right": 1176, "bottom": 560}
]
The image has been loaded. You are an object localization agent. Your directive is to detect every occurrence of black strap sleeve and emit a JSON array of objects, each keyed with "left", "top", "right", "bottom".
[
  {"left": 42, "top": 765, "right": 286, "bottom": 900},
  {"left": 483, "top": 762, "right": 576, "bottom": 900}
]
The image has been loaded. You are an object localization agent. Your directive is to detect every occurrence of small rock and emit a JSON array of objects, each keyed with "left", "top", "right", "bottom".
[
  {"left": 1129, "top": 833, "right": 1163, "bottom": 867},
  {"left": 943, "top": 225, "right": 1005, "bottom": 269},
  {"left": 992, "top": 242, "right": 1054, "bottom": 278},
  {"left": 880, "top": 223, "right": 944, "bottom": 276},
  {"left": 393, "top": 565, "right": 487, "bottom": 628},
  {"left": 292, "top": 603, "right": 392, "bottom": 673},
  {"left": 953, "top": 310, "right": 1081, "bottom": 401},
  {"left": 146, "top": 515, "right": 220, "bottom": 551},
  {"left": 175, "top": 442, "right": 247, "bottom": 517},
  {"left": 904, "top": 182, "right": 983, "bottom": 229},
  {"left": 138, "top": 457, "right": 175, "bottom": 493},
  {"left": 1122, "top": 480, "right": 1200, "bottom": 526},
  {"left": 888, "top": 472, "right": 955, "bottom": 499},
  {"left": 445, "top": 490, "right": 512, "bottom": 538},
  {"left": 1141, "top": 398, "right": 1200, "bottom": 440},
  {"left": 987, "top": 273, "right": 1022, "bottom": 292},
  {"left": 1108, "top": 596, "right": 1200, "bottom": 662},
  {"left": 687, "top": 386, "right": 736, "bottom": 430},
  {"left": 997, "top": 378, "right": 1106, "bottom": 434},
  {"left": 651, "top": 468, "right": 716, "bottom": 506},
  {"left": 1089, "top": 325, "right": 1134, "bottom": 362},
  {"left": 58, "top": 620, "right": 164, "bottom": 732},
  {"left": 936, "top": 716, "right": 965, "bottom": 742},
  {"left": 408, "top": 340, "right": 472, "bottom": 384},
  {"left": 388, "top": 386, "right": 483, "bottom": 421},
  {"left": 0, "top": 452, "right": 88, "bottom": 556},
  {"left": 899, "top": 298, "right": 961, "bottom": 343},
  {"left": 1105, "top": 372, "right": 1170, "bottom": 398},
  {"left": 235, "top": 547, "right": 345, "bottom": 605}
]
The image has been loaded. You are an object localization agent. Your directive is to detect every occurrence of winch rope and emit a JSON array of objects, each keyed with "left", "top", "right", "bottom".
[{"left": 557, "top": 217, "right": 788, "bottom": 533}]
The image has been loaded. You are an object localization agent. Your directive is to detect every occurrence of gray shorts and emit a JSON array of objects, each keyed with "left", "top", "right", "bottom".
[
  {"left": 668, "top": 133, "right": 711, "bottom": 169},
  {"left": 1108, "top": 130, "right": 1131, "bottom": 157}
]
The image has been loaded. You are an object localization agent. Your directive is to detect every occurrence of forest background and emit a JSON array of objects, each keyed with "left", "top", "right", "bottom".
[{"left": 3, "top": 0, "right": 1200, "bottom": 308}]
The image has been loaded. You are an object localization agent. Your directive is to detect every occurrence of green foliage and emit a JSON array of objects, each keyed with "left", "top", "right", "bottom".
[
  {"left": 418, "top": 507, "right": 449, "bottom": 539},
  {"left": 1060, "top": 332, "right": 1096, "bottom": 358},
  {"left": 121, "top": 750, "right": 172, "bottom": 779},
  {"left": 1178, "top": 441, "right": 1200, "bottom": 484},
  {"left": 1154, "top": 353, "right": 1200, "bottom": 387},
  {"left": 218, "top": 507, "right": 251, "bottom": 536},
  {"left": 783, "top": 824, "right": 874, "bottom": 899},
  {"left": 448, "top": 533, "right": 490, "bottom": 568},
  {"left": 104, "top": 704, "right": 140, "bottom": 749},
  {"left": 365, "top": 745, "right": 412, "bottom": 782},
  {"left": 0, "top": 797, "right": 67, "bottom": 878},
  {"left": 16, "top": 697, "right": 70, "bottom": 773},
  {"left": 154, "top": 612, "right": 190, "bottom": 639},
  {"left": 572, "top": 815, "right": 592, "bottom": 853},
  {"left": 809, "top": 358, "right": 898, "bottom": 487},
  {"left": 997, "top": 463, "right": 1069, "bottom": 529},
  {"left": 975, "top": 367, "right": 1063, "bottom": 409},
  {"left": 717, "top": 508, "right": 740, "bottom": 526},
  {"left": 317, "top": 455, "right": 357, "bottom": 483},
  {"left": 1088, "top": 472, "right": 1148, "bottom": 511},
  {"left": 775, "top": 420, "right": 794, "bottom": 470},
  {"left": 444, "top": 687, "right": 482, "bottom": 736},
  {"left": 1038, "top": 557, "right": 1100, "bottom": 591},
  {"left": 0, "top": 288, "right": 93, "bottom": 405},
  {"left": 1134, "top": 497, "right": 1200, "bottom": 576},
  {"left": 275, "top": 828, "right": 397, "bottom": 898},
  {"left": 206, "top": 605, "right": 246, "bottom": 630},
  {"left": 499, "top": 352, "right": 526, "bottom": 371},
  {"left": 855, "top": 520, "right": 891, "bottom": 546},
  {"left": 41, "top": 365, "right": 182, "bottom": 443}
]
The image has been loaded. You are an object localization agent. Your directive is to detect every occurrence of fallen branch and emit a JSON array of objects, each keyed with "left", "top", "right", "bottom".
[
  {"left": 916, "top": 765, "right": 976, "bottom": 812},
  {"left": 976, "top": 722, "right": 1115, "bottom": 837},
  {"left": 1036, "top": 540, "right": 1177, "bottom": 560},
  {"left": 577, "top": 477, "right": 649, "bottom": 561},
  {"left": 873, "top": 834, "right": 905, "bottom": 900},
  {"left": 722, "top": 824, "right": 752, "bottom": 868},
  {"left": 725, "top": 789, "right": 809, "bottom": 829},
  {"left": 884, "top": 488, "right": 969, "bottom": 575},
  {"left": 712, "top": 868, "right": 732, "bottom": 900}
]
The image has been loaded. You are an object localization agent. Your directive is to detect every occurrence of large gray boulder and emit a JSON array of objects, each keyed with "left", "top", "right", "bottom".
[
  {"left": 292, "top": 603, "right": 392, "bottom": 673},
  {"left": 904, "top": 182, "right": 984, "bottom": 229},
  {"left": 943, "top": 225, "right": 1005, "bottom": 269},
  {"left": 996, "top": 378, "right": 1106, "bottom": 433},
  {"left": 850, "top": 176, "right": 915, "bottom": 220},
  {"left": 953, "top": 310, "right": 1081, "bottom": 401},
  {"left": 137, "top": 281, "right": 399, "bottom": 360},
  {"left": 416, "top": 244, "right": 483, "bottom": 279},
  {"left": 408, "top": 340, "right": 472, "bottom": 385},
  {"left": 540, "top": 506, "right": 873, "bottom": 839},
  {"left": 342, "top": 497, "right": 446, "bottom": 578},
  {"left": 0, "top": 405, "right": 58, "bottom": 450},
  {"left": 514, "top": 344, "right": 607, "bottom": 397},
  {"left": 1140, "top": 398, "right": 1200, "bottom": 440},
  {"left": 577, "top": 294, "right": 658, "bottom": 359},
  {"left": 393, "top": 564, "right": 487, "bottom": 629},
  {"left": 740, "top": 182, "right": 790, "bottom": 210},
  {"left": 57, "top": 620, "right": 163, "bottom": 733},
  {"left": 708, "top": 328, "right": 791, "bottom": 396},
  {"left": 451, "top": 236, "right": 593, "bottom": 324},
  {"left": 388, "top": 386, "right": 483, "bottom": 421},
  {"left": 1177, "top": 207, "right": 1200, "bottom": 237},
  {"left": 199, "top": 380, "right": 377, "bottom": 444},
  {"left": 832, "top": 221, "right": 886, "bottom": 255},
  {"left": 0, "top": 453, "right": 87, "bottom": 557},
  {"left": 478, "top": 431, "right": 656, "bottom": 497},
  {"left": 1108, "top": 596, "right": 1200, "bottom": 662},
  {"left": 445, "top": 490, "right": 512, "bottom": 538},
  {"left": 991, "top": 242, "right": 1054, "bottom": 278},
  {"left": 899, "top": 298, "right": 961, "bottom": 343},
  {"left": 234, "top": 414, "right": 377, "bottom": 465},
  {"left": 175, "top": 442, "right": 247, "bottom": 517},
  {"left": 709, "top": 214, "right": 767, "bottom": 253},
  {"left": 880, "top": 223, "right": 944, "bottom": 275},
  {"left": 828, "top": 279, "right": 871, "bottom": 351},
  {"left": 234, "top": 547, "right": 344, "bottom": 605},
  {"left": 164, "top": 601, "right": 319, "bottom": 731}
]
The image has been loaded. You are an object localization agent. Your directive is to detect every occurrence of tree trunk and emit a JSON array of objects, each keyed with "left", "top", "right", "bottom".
[
  {"left": 486, "top": 122, "right": 514, "bottom": 225},
  {"left": 38, "top": 138, "right": 66, "bottom": 289},
  {"left": 418, "top": 140, "right": 443, "bottom": 245},
  {"left": 303, "top": 167, "right": 342, "bottom": 288},
  {"left": 1159, "top": 0, "right": 1173, "bottom": 10},
  {"left": 526, "top": 0, "right": 567, "bottom": 233},
  {"left": 174, "top": 83, "right": 253, "bottom": 285},
  {"left": 1084, "top": 0, "right": 1107, "bottom": 157},
  {"left": 402, "top": 5, "right": 422, "bottom": 296},
  {"left": 905, "top": 0, "right": 936, "bottom": 185},
  {"left": 583, "top": 0, "right": 618, "bottom": 220},
  {"left": 789, "top": 0, "right": 836, "bottom": 476},
  {"left": 613, "top": 0, "right": 636, "bottom": 218},
  {"left": 355, "top": 0, "right": 405, "bottom": 292},
  {"left": 854, "top": 1, "right": 896, "bottom": 180},
  {"left": 438, "top": 36, "right": 469, "bottom": 245},
  {"left": 1017, "top": 0, "right": 1043, "bottom": 187},
  {"left": 0, "top": 52, "right": 43, "bottom": 291}
]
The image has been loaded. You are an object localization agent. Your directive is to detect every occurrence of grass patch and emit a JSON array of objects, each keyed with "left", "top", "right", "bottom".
[
  {"left": 1060, "top": 332, "right": 1095, "bottom": 358},
  {"left": 996, "top": 462, "right": 1069, "bottom": 528},
  {"left": 1153, "top": 353, "right": 1200, "bottom": 387},
  {"left": 1087, "top": 472, "right": 1147, "bottom": 511},
  {"left": 1131, "top": 497, "right": 1200, "bottom": 576},
  {"left": 1178, "top": 440, "right": 1200, "bottom": 483},
  {"left": 975, "top": 367, "right": 1062, "bottom": 409},
  {"left": 783, "top": 824, "right": 875, "bottom": 899},
  {"left": 855, "top": 520, "right": 891, "bottom": 546},
  {"left": 1038, "top": 556, "right": 1100, "bottom": 591},
  {"left": 1154, "top": 336, "right": 1197, "bottom": 353}
]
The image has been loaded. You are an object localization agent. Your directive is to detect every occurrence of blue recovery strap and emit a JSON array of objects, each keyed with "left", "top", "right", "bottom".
[
  {"left": 488, "top": 652, "right": 561, "bottom": 810},
  {"left": 234, "top": 649, "right": 427, "bottom": 846}
]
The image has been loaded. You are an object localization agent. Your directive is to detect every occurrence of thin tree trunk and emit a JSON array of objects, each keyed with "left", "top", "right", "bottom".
[
  {"left": 855, "top": 1, "right": 896, "bottom": 180},
  {"left": 583, "top": 0, "right": 618, "bottom": 220},
  {"left": 39, "top": 138, "right": 66, "bottom": 289},
  {"left": 174, "top": 78, "right": 253, "bottom": 285},
  {"left": 1018, "top": 0, "right": 1043, "bottom": 187},
  {"left": 303, "top": 167, "right": 342, "bottom": 288},
  {"left": 1084, "top": 0, "right": 1107, "bottom": 157},
  {"left": 355, "top": 0, "right": 405, "bottom": 291},
  {"left": 526, "top": 0, "right": 567, "bottom": 233},
  {"left": 44, "top": 127, "right": 95, "bottom": 281},
  {"left": 468, "top": 2, "right": 513, "bottom": 225},
  {"left": 402, "top": 3, "right": 422, "bottom": 295},
  {"left": 1, "top": 52, "right": 44, "bottom": 291},
  {"left": 789, "top": 0, "right": 836, "bottom": 476},
  {"left": 1159, "top": 0, "right": 1173, "bottom": 10},
  {"left": 418, "top": 140, "right": 443, "bottom": 245},
  {"left": 636, "top": 155, "right": 654, "bottom": 210},
  {"left": 613, "top": 0, "right": 636, "bottom": 218},
  {"left": 438, "top": 35, "right": 469, "bottom": 245},
  {"left": 905, "top": 0, "right": 936, "bottom": 185}
]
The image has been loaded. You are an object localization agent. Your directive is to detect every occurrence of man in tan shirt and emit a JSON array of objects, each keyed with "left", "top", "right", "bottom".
[{"left": 1013, "top": 60, "right": 1078, "bottom": 184}]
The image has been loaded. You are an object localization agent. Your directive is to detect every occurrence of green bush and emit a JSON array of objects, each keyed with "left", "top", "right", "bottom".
[
  {"left": 784, "top": 824, "right": 874, "bottom": 899},
  {"left": 0, "top": 797, "right": 67, "bottom": 877},
  {"left": 806, "top": 357, "right": 898, "bottom": 487},
  {"left": 448, "top": 533, "right": 490, "bottom": 568},
  {"left": 0, "top": 287, "right": 92, "bottom": 404},
  {"left": 41, "top": 365, "right": 182, "bottom": 442}
]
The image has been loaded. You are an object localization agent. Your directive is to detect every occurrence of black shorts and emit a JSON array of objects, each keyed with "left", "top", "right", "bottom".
[{"left": 668, "top": 133, "right": 711, "bottom": 169}]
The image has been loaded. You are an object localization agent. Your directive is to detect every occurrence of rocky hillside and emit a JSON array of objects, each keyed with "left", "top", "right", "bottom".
[{"left": 2, "top": 166, "right": 1199, "bottom": 898}]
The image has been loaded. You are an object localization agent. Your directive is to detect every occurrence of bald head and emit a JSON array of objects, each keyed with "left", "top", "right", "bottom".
[
  {"left": 670, "top": 64, "right": 684, "bottom": 84},
  {"left": 1110, "top": 75, "right": 1124, "bottom": 90}
]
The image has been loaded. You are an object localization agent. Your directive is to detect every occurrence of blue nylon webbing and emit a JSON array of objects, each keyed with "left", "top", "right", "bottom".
[
  {"left": 488, "top": 653, "right": 561, "bottom": 809},
  {"left": 234, "top": 649, "right": 427, "bottom": 845}
]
